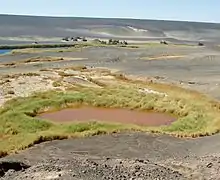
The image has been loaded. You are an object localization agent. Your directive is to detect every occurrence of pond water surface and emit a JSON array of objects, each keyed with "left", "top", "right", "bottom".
[{"left": 39, "top": 107, "right": 176, "bottom": 126}]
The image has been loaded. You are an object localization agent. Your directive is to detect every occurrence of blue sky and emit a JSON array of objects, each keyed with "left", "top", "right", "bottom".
[{"left": 1, "top": 0, "right": 219, "bottom": 22}]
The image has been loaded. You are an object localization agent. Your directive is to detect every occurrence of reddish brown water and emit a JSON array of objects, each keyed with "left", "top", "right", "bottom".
[{"left": 39, "top": 107, "right": 176, "bottom": 126}]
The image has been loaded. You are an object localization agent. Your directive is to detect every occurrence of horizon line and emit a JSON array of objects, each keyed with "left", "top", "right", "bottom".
[{"left": 0, "top": 13, "right": 219, "bottom": 24}]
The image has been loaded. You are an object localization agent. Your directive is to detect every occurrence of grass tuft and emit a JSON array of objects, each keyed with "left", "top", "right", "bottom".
[
  {"left": 52, "top": 81, "right": 62, "bottom": 87},
  {"left": 0, "top": 151, "right": 8, "bottom": 158}
]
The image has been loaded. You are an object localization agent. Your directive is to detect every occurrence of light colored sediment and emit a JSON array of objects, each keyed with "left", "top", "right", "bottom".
[
  {"left": 0, "top": 68, "right": 122, "bottom": 107},
  {"left": 140, "top": 55, "right": 185, "bottom": 60},
  {"left": 0, "top": 56, "right": 88, "bottom": 68},
  {"left": 138, "top": 87, "right": 168, "bottom": 97},
  {"left": 0, "top": 75, "right": 56, "bottom": 106}
]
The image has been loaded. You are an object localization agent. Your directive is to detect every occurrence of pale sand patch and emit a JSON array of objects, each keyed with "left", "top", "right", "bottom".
[
  {"left": 70, "top": 57, "right": 88, "bottom": 60},
  {"left": 140, "top": 55, "right": 185, "bottom": 60},
  {"left": 22, "top": 56, "right": 88, "bottom": 63},
  {"left": 0, "top": 57, "right": 88, "bottom": 67},
  {"left": 138, "top": 88, "right": 168, "bottom": 97}
]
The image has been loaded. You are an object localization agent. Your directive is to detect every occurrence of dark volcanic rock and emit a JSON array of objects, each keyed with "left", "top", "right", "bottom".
[
  {"left": 1, "top": 133, "right": 220, "bottom": 179},
  {"left": 0, "top": 158, "right": 185, "bottom": 180},
  {"left": 0, "top": 161, "right": 30, "bottom": 177}
]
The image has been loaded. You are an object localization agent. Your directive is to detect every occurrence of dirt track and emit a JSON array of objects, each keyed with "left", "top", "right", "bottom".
[{"left": 1, "top": 45, "right": 220, "bottom": 179}]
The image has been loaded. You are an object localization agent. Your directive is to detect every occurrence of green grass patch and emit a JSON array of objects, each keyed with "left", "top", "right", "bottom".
[
  {"left": 1, "top": 79, "right": 220, "bottom": 156},
  {"left": 52, "top": 81, "right": 62, "bottom": 87}
]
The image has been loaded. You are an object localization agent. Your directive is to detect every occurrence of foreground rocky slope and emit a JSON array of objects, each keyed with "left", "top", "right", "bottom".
[
  {"left": 1, "top": 133, "right": 220, "bottom": 180},
  {"left": 1, "top": 157, "right": 184, "bottom": 180}
]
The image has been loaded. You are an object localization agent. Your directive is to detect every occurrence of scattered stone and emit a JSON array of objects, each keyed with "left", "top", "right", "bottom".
[
  {"left": 138, "top": 88, "right": 168, "bottom": 97},
  {"left": 206, "top": 162, "right": 213, "bottom": 168},
  {"left": 188, "top": 81, "right": 196, "bottom": 85}
]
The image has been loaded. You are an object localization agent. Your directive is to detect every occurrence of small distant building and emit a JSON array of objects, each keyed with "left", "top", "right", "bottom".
[
  {"left": 62, "top": 37, "right": 70, "bottom": 42},
  {"left": 160, "top": 40, "right": 168, "bottom": 45},
  {"left": 71, "top": 37, "right": 78, "bottom": 41},
  {"left": 198, "top": 42, "right": 204, "bottom": 46},
  {"left": 32, "top": 41, "right": 38, "bottom": 45}
]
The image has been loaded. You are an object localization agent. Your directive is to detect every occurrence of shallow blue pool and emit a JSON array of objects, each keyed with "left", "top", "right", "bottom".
[{"left": 0, "top": 49, "right": 11, "bottom": 54}]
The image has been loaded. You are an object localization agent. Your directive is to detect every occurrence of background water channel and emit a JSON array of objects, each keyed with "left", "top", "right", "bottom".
[{"left": 0, "top": 49, "right": 12, "bottom": 54}]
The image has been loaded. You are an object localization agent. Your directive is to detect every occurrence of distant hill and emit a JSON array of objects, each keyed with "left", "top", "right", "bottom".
[{"left": 0, "top": 14, "right": 220, "bottom": 43}]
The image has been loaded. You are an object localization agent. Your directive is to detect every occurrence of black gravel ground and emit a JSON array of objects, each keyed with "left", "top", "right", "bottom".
[
  {"left": 1, "top": 133, "right": 220, "bottom": 180},
  {"left": 1, "top": 158, "right": 184, "bottom": 180}
]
